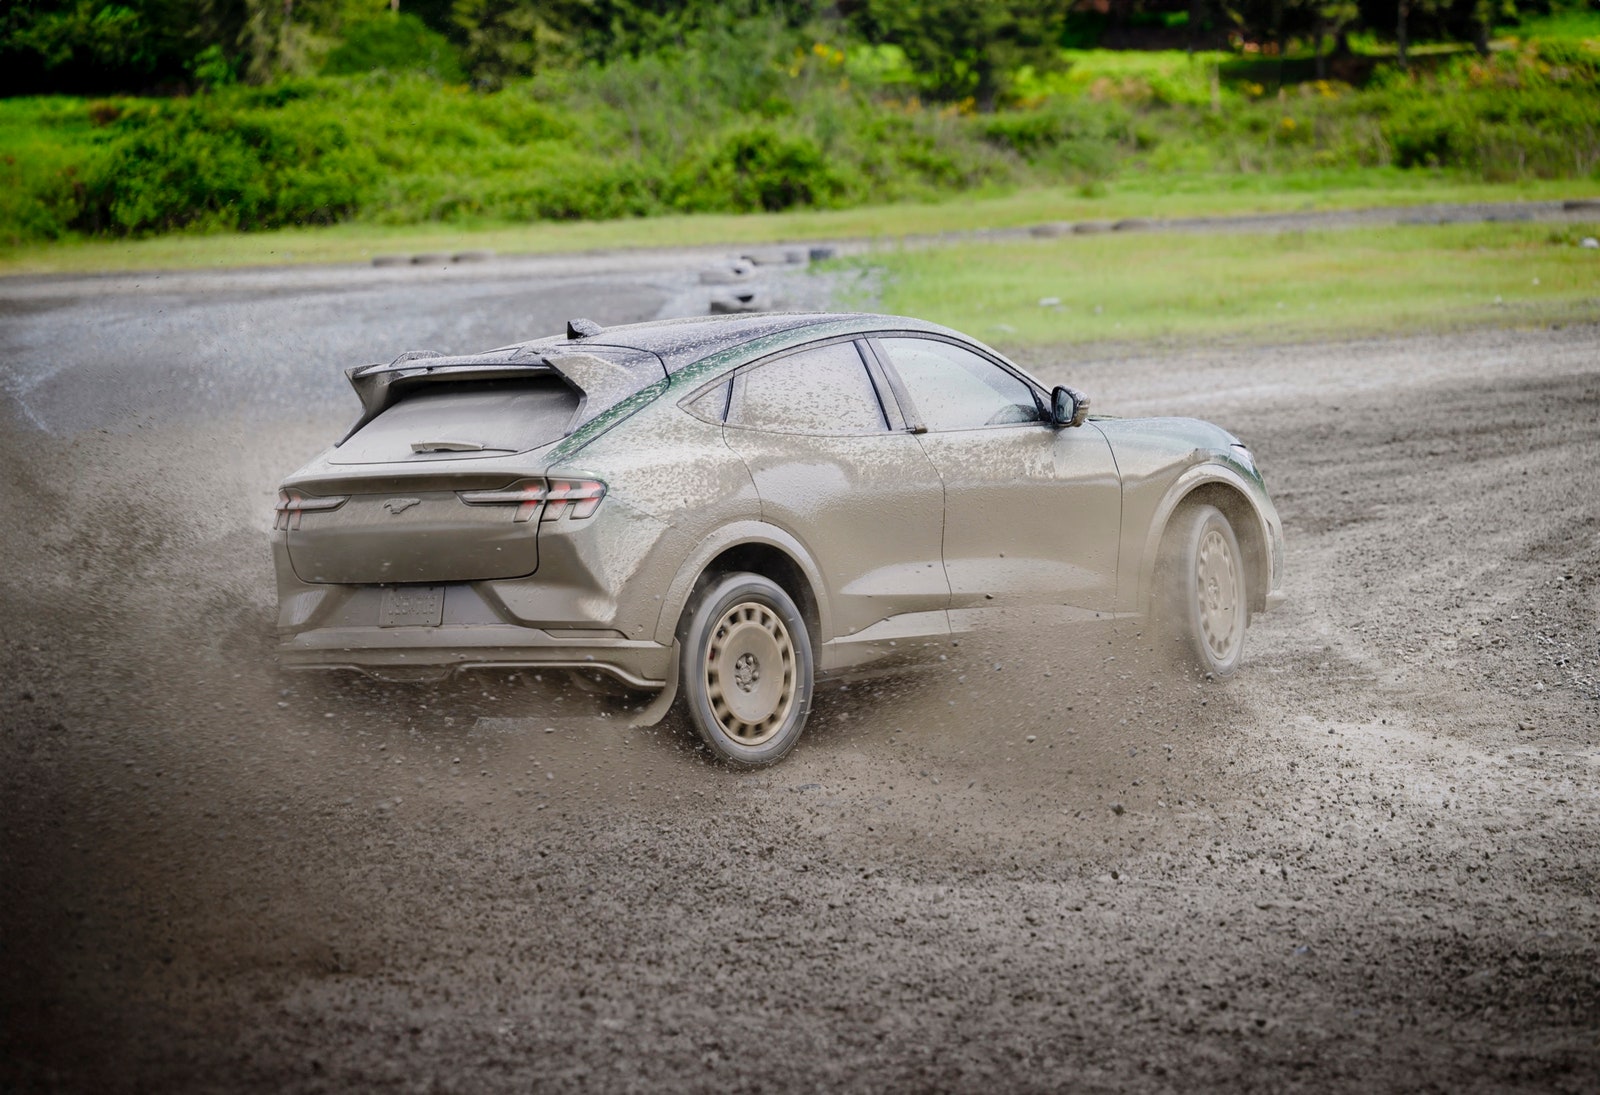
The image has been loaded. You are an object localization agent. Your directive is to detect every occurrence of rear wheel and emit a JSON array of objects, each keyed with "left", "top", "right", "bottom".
[
  {"left": 679, "top": 573, "right": 813, "bottom": 766},
  {"left": 1156, "top": 503, "right": 1248, "bottom": 677}
]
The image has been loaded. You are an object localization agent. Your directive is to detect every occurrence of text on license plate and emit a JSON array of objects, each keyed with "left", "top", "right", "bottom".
[{"left": 380, "top": 585, "right": 444, "bottom": 627}]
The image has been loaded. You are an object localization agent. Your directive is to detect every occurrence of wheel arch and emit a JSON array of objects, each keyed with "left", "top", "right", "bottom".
[
  {"left": 653, "top": 521, "right": 827, "bottom": 656},
  {"left": 1139, "top": 468, "right": 1273, "bottom": 618}
]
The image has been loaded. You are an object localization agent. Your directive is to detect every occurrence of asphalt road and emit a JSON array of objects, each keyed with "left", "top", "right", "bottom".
[{"left": 1, "top": 250, "right": 1597, "bottom": 1093}]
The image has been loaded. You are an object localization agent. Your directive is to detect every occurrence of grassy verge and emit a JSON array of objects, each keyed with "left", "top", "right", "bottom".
[
  {"left": 846, "top": 221, "right": 1600, "bottom": 350},
  {"left": 2, "top": 176, "right": 1593, "bottom": 278}
]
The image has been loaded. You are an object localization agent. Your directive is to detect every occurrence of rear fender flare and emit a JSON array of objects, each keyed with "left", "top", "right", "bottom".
[{"left": 652, "top": 521, "right": 830, "bottom": 647}]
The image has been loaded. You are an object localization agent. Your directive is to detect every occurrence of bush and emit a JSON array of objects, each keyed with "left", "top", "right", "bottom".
[
  {"left": 979, "top": 99, "right": 1130, "bottom": 179},
  {"left": 672, "top": 125, "right": 858, "bottom": 212},
  {"left": 1377, "top": 46, "right": 1600, "bottom": 176},
  {"left": 74, "top": 86, "right": 381, "bottom": 233},
  {"left": 323, "top": 14, "right": 466, "bottom": 84}
]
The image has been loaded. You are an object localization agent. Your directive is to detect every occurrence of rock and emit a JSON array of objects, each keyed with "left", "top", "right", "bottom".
[
  {"left": 739, "top": 248, "right": 804, "bottom": 266},
  {"left": 411, "top": 252, "right": 454, "bottom": 266},
  {"left": 452, "top": 249, "right": 495, "bottom": 263},
  {"left": 1582, "top": 237, "right": 1599, "bottom": 249},
  {"left": 1113, "top": 218, "right": 1151, "bottom": 231},
  {"left": 1038, "top": 296, "right": 1061, "bottom": 308},
  {"left": 1025, "top": 735, "right": 1037, "bottom": 743},
  {"left": 698, "top": 261, "right": 755, "bottom": 285},
  {"left": 370, "top": 254, "right": 410, "bottom": 267},
  {"left": 1111, "top": 802, "right": 1125, "bottom": 816},
  {"left": 808, "top": 246, "right": 837, "bottom": 262},
  {"left": 1072, "top": 220, "right": 1112, "bottom": 234},
  {"left": 709, "top": 290, "right": 771, "bottom": 314},
  {"left": 1029, "top": 222, "right": 1071, "bottom": 238}
]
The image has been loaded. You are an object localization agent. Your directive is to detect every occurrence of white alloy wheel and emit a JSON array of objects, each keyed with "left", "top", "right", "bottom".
[
  {"left": 1159, "top": 503, "right": 1247, "bottom": 677},
  {"left": 705, "top": 600, "right": 797, "bottom": 745},
  {"left": 680, "top": 573, "right": 813, "bottom": 765}
]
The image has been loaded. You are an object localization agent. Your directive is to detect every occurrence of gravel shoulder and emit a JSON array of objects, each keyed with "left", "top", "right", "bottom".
[{"left": 2, "top": 318, "right": 1597, "bottom": 1092}]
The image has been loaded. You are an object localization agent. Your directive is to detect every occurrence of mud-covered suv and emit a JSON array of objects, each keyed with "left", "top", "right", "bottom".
[{"left": 275, "top": 312, "right": 1284, "bottom": 765}]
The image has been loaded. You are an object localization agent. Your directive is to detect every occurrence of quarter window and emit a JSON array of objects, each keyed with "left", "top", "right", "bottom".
[
  {"left": 683, "top": 379, "right": 730, "bottom": 423},
  {"left": 730, "top": 342, "right": 888, "bottom": 435},
  {"left": 879, "top": 338, "right": 1040, "bottom": 432}
]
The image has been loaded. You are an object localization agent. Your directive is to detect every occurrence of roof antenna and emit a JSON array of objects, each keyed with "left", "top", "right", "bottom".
[{"left": 566, "top": 318, "right": 602, "bottom": 339}]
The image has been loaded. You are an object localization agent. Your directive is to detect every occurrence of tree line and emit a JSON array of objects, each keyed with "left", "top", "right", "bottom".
[{"left": 0, "top": 0, "right": 1583, "bottom": 99}]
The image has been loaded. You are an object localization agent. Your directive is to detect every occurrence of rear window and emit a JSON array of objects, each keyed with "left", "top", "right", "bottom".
[{"left": 331, "top": 379, "right": 579, "bottom": 464}]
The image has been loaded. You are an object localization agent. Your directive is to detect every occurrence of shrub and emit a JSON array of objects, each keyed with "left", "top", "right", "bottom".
[
  {"left": 978, "top": 99, "right": 1130, "bottom": 178},
  {"left": 323, "top": 14, "right": 466, "bottom": 84},
  {"left": 671, "top": 125, "right": 858, "bottom": 212},
  {"left": 74, "top": 89, "right": 381, "bottom": 233}
]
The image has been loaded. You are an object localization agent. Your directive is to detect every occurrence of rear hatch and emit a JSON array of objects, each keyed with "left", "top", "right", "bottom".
[{"left": 284, "top": 378, "right": 576, "bottom": 584}]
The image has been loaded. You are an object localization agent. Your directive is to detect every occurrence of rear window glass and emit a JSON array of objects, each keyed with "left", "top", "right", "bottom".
[{"left": 331, "top": 379, "right": 579, "bottom": 464}]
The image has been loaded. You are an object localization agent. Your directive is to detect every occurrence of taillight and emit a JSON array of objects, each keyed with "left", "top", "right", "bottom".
[
  {"left": 458, "top": 478, "right": 605, "bottom": 523},
  {"left": 274, "top": 489, "right": 347, "bottom": 530},
  {"left": 457, "top": 481, "right": 547, "bottom": 523},
  {"left": 543, "top": 479, "right": 606, "bottom": 520}
]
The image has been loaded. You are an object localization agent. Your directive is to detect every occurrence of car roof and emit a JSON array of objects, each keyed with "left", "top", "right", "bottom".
[
  {"left": 343, "top": 313, "right": 974, "bottom": 438},
  {"left": 518, "top": 312, "right": 955, "bottom": 374}
]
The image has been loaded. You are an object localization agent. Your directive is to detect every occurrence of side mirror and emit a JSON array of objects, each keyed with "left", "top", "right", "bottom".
[{"left": 1051, "top": 386, "right": 1090, "bottom": 428}]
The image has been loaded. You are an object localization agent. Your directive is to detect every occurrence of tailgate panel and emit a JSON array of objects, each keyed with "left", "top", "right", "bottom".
[{"left": 286, "top": 492, "right": 538, "bottom": 584}]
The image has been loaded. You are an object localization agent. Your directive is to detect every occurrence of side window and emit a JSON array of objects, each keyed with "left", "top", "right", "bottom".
[
  {"left": 730, "top": 342, "right": 889, "bottom": 435},
  {"left": 683, "top": 379, "right": 730, "bottom": 423},
  {"left": 879, "top": 337, "right": 1041, "bottom": 432}
]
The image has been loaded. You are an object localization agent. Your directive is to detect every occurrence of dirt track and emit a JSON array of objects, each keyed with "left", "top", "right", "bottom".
[{"left": 2, "top": 312, "right": 1598, "bottom": 1091}]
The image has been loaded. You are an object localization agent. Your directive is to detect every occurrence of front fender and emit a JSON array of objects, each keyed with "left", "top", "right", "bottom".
[{"left": 1135, "top": 462, "right": 1285, "bottom": 616}]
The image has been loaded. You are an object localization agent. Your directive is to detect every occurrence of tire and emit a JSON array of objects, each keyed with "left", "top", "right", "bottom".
[
  {"left": 1156, "top": 503, "right": 1248, "bottom": 678},
  {"left": 678, "top": 572, "right": 813, "bottom": 766}
]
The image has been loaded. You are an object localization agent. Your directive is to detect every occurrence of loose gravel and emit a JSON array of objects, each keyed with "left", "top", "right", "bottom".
[{"left": 2, "top": 314, "right": 1596, "bottom": 1092}]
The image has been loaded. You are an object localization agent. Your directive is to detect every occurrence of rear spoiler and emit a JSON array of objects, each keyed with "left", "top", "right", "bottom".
[{"left": 337, "top": 348, "right": 650, "bottom": 447}]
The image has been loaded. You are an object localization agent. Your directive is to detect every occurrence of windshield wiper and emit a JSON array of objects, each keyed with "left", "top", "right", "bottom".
[{"left": 409, "top": 439, "right": 514, "bottom": 454}]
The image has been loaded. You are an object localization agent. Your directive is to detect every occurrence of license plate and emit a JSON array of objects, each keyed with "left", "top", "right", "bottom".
[{"left": 380, "top": 585, "right": 444, "bottom": 627}]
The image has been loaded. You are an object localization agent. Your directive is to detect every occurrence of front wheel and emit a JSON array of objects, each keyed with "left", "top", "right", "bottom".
[
  {"left": 679, "top": 573, "right": 814, "bottom": 766},
  {"left": 1156, "top": 503, "right": 1248, "bottom": 677}
]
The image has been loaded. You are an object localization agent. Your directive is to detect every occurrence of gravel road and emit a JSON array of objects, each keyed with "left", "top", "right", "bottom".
[{"left": 1, "top": 256, "right": 1596, "bottom": 1092}]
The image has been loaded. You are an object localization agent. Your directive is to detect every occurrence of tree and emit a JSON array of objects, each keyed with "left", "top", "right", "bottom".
[
  {"left": 1356, "top": 0, "right": 1511, "bottom": 66},
  {"left": 0, "top": 0, "right": 203, "bottom": 94},
  {"left": 448, "top": 0, "right": 568, "bottom": 86},
  {"left": 845, "top": 0, "right": 1071, "bottom": 111}
]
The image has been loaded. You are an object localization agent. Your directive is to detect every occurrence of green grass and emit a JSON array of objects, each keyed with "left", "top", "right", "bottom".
[
  {"left": 1018, "top": 49, "right": 1236, "bottom": 107},
  {"left": 1, "top": 176, "right": 1592, "bottom": 277},
  {"left": 1511, "top": 10, "right": 1600, "bottom": 40},
  {"left": 851, "top": 221, "right": 1600, "bottom": 349}
]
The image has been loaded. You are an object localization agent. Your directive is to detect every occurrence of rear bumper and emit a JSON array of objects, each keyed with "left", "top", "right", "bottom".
[{"left": 278, "top": 624, "right": 673, "bottom": 687}]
